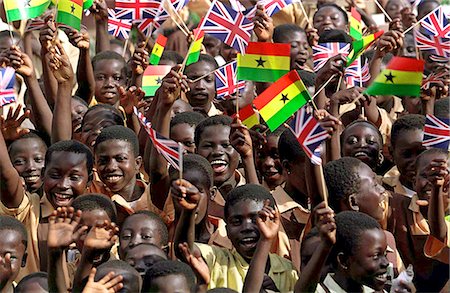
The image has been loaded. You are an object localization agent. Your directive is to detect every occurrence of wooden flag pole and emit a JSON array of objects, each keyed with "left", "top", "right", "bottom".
[
  {"left": 374, "top": 0, "right": 392, "bottom": 22},
  {"left": 337, "top": 92, "right": 365, "bottom": 119},
  {"left": 178, "top": 142, "right": 183, "bottom": 180},
  {"left": 314, "top": 164, "right": 329, "bottom": 206},
  {"left": 188, "top": 62, "right": 230, "bottom": 83},
  {"left": 298, "top": 0, "right": 312, "bottom": 28},
  {"left": 402, "top": 7, "right": 438, "bottom": 35},
  {"left": 122, "top": 37, "right": 129, "bottom": 58},
  {"left": 162, "top": 0, "right": 190, "bottom": 36}
]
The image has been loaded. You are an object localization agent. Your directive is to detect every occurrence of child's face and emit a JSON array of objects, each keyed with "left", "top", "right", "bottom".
[
  {"left": 197, "top": 125, "right": 239, "bottom": 187},
  {"left": 125, "top": 244, "right": 167, "bottom": 277},
  {"left": 149, "top": 274, "right": 191, "bottom": 293},
  {"left": 80, "top": 109, "right": 121, "bottom": 150},
  {"left": 385, "top": 0, "right": 406, "bottom": 20},
  {"left": 75, "top": 209, "right": 111, "bottom": 251},
  {"left": 95, "top": 140, "right": 141, "bottom": 194},
  {"left": 94, "top": 59, "right": 126, "bottom": 105},
  {"left": 43, "top": 151, "right": 90, "bottom": 208},
  {"left": 278, "top": 31, "right": 309, "bottom": 70},
  {"left": 203, "top": 35, "right": 221, "bottom": 57},
  {"left": 392, "top": 129, "right": 426, "bottom": 188},
  {"left": 71, "top": 99, "right": 88, "bottom": 133},
  {"left": 347, "top": 228, "right": 389, "bottom": 292},
  {"left": 256, "top": 135, "right": 284, "bottom": 188},
  {"left": 0, "top": 230, "right": 26, "bottom": 284},
  {"left": 342, "top": 124, "right": 381, "bottom": 170},
  {"left": 220, "top": 44, "right": 238, "bottom": 62},
  {"left": 95, "top": 267, "right": 141, "bottom": 293},
  {"left": 170, "top": 123, "right": 196, "bottom": 154},
  {"left": 9, "top": 138, "right": 46, "bottom": 192},
  {"left": 355, "top": 163, "right": 387, "bottom": 222},
  {"left": 225, "top": 199, "right": 263, "bottom": 262},
  {"left": 313, "top": 6, "right": 348, "bottom": 35},
  {"left": 185, "top": 61, "right": 216, "bottom": 110},
  {"left": 119, "top": 215, "right": 164, "bottom": 259},
  {"left": 171, "top": 100, "right": 192, "bottom": 118}
]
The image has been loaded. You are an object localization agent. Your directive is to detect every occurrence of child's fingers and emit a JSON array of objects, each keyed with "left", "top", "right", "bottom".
[
  {"left": 88, "top": 267, "right": 97, "bottom": 282},
  {"left": 104, "top": 274, "right": 124, "bottom": 290},
  {"left": 98, "top": 271, "right": 116, "bottom": 285}
]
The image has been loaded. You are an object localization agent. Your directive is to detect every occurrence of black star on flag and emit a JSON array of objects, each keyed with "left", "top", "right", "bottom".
[
  {"left": 155, "top": 77, "right": 162, "bottom": 84},
  {"left": 24, "top": 0, "right": 32, "bottom": 7},
  {"left": 71, "top": 4, "right": 76, "bottom": 13},
  {"left": 384, "top": 72, "right": 395, "bottom": 83},
  {"left": 255, "top": 57, "right": 266, "bottom": 67},
  {"left": 280, "top": 93, "right": 289, "bottom": 104}
]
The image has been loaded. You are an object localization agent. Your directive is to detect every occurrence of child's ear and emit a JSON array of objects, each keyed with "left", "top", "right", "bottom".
[
  {"left": 87, "top": 171, "right": 94, "bottom": 186},
  {"left": 135, "top": 155, "right": 143, "bottom": 171},
  {"left": 282, "top": 160, "right": 291, "bottom": 175},
  {"left": 209, "top": 186, "right": 218, "bottom": 200},
  {"left": 337, "top": 252, "right": 349, "bottom": 271},
  {"left": 21, "top": 252, "right": 27, "bottom": 268},
  {"left": 348, "top": 194, "right": 359, "bottom": 212}
]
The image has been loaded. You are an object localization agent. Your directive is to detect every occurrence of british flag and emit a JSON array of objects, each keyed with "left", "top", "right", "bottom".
[
  {"left": 423, "top": 114, "right": 450, "bottom": 150},
  {"left": 114, "top": 0, "right": 160, "bottom": 20},
  {"left": 312, "top": 42, "right": 350, "bottom": 71},
  {"left": 294, "top": 106, "right": 328, "bottom": 165},
  {"left": 415, "top": 30, "right": 450, "bottom": 57},
  {"left": 420, "top": 6, "right": 450, "bottom": 38},
  {"left": 108, "top": 9, "right": 132, "bottom": 39},
  {"left": 153, "top": 0, "right": 189, "bottom": 29},
  {"left": 200, "top": 0, "right": 253, "bottom": 53},
  {"left": 229, "top": 0, "right": 246, "bottom": 12},
  {"left": 345, "top": 57, "right": 370, "bottom": 87},
  {"left": 25, "top": 19, "right": 46, "bottom": 32},
  {"left": 135, "top": 19, "right": 154, "bottom": 37},
  {"left": 430, "top": 54, "right": 449, "bottom": 63},
  {"left": 0, "top": 67, "right": 16, "bottom": 107},
  {"left": 421, "top": 70, "right": 448, "bottom": 90},
  {"left": 133, "top": 107, "right": 181, "bottom": 170},
  {"left": 244, "top": 0, "right": 294, "bottom": 20},
  {"left": 215, "top": 61, "right": 246, "bottom": 100}
]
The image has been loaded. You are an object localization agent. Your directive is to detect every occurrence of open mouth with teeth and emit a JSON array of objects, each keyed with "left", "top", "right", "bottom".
[
  {"left": 23, "top": 175, "right": 41, "bottom": 184},
  {"left": 53, "top": 193, "right": 73, "bottom": 206},
  {"left": 373, "top": 271, "right": 388, "bottom": 284},
  {"left": 104, "top": 174, "right": 123, "bottom": 184},
  {"left": 239, "top": 237, "right": 258, "bottom": 249},
  {"left": 210, "top": 160, "right": 228, "bottom": 174}
]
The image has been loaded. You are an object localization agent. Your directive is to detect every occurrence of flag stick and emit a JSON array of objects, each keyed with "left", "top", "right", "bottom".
[
  {"left": 374, "top": 0, "right": 392, "bottom": 22},
  {"left": 337, "top": 92, "right": 365, "bottom": 119},
  {"left": 178, "top": 142, "right": 183, "bottom": 180},
  {"left": 313, "top": 164, "right": 328, "bottom": 206},
  {"left": 179, "top": 27, "right": 202, "bottom": 74},
  {"left": 143, "top": 22, "right": 155, "bottom": 49},
  {"left": 163, "top": 0, "right": 190, "bottom": 35},
  {"left": 188, "top": 62, "right": 230, "bottom": 83},
  {"left": 402, "top": 7, "right": 439, "bottom": 35},
  {"left": 122, "top": 37, "right": 129, "bottom": 58},
  {"left": 235, "top": 66, "right": 239, "bottom": 116},
  {"left": 298, "top": 0, "right": 312, "bottom": 28},
  {"left": 312, "top": 74, "right": 338, "bottom": 100}
]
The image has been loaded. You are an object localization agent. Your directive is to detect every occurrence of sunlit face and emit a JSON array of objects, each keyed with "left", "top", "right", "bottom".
[
  {"left": 0, "top": 230, "right": 27, "bottom": 284},
  {"left": 185, "top": 61, "right": 216, "bottom": 112},
  {"left": 94, "top": 59, "right": 126, "bottom": 105},
  {"left": 170, "top": 123, "right": 196, "bottom": 154},
  {"left": 313, "top": 6, "right": 348, "bottom": 35}
]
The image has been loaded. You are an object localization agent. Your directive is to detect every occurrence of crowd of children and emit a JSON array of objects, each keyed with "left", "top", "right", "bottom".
[{"left": 0, "top": 0, "right": 448, "bottom": 292}]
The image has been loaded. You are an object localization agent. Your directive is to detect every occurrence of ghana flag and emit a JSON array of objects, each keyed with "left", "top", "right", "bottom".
[
  {"left": 347, "top": 30, "right": 383, "bottom": 66},
  {"left": 186, "top": 29, "right": 204, "bottom": 66},
  {"left": 4, "top": 0, "right": 50, "bottom": 22},
  {"left": 142, "top": 65, "right": 172, "bottom": 96},
  {"left": 236, "top": 104, "right": 259, "bottom": 129},
  {"left": 349, "top": 7, "right": 362, "bottom": 40},
  {"left": 365, "top": 57, "right": 424, "bottom": 97},
  {"left": 237, "top": 42, "right": 290, "bottom": 82},
  {"left": 150, "top": 35, "right": 167, "bottom": 65},
  {"left": 253, "top": 70, "right": 310, "bottom": 131},
  {"left": 57, "top": 0, "right": 83, "bottom": 30}
]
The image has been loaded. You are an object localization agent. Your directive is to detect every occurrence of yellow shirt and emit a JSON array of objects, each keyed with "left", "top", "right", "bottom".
[{"left": 197, "top": 243, "right": 298, "bottom": 291}]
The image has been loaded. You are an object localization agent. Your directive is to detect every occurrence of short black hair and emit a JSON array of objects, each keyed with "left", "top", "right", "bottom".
[
  {"left": 95, "top": 260, "right": 141, "bottom": 290},
  {"left": 273, "top": 24, "right": 305, "bottom": 43},
  {"left": 142, "top": 260, "right": 196, "bottom": 292},
  {"left": 297, "top": 70, "right": 316, "bottom": 88},
  {"left": 8, "top": 130, "right": 48, "bottom": 153},
  {"left": 161, "top": 50, "right": 183, "bottom": 64},
  {"left": 341, "top": 119, "right": 383, "bottom": 146},
  {"left": 170, "top": 111, "right": 205, "bottom": 129},
  {"left": 72, "top": 95, "right": 89, "bottom": 107},
  {"left": 224, "top": 184, "right": 275, "bottom": 220},
  {"left": 434, "top": 97, "right": 449, "bottom": 118},
  {"left": 169, "top": 154, "right": 214, "bottom": 189},
  {"left": 45, "top": 140, "right": 94, "bottom": 177},
  {"left": 324, "top": 157, "right": 363, "bottom": 213},
  {"left": 186, "top": 54, "right": 218, "bottom": 71},
  {"left": 390, "top": 114, "right": 425, "bottom": 149},
  {"left": 94, "top": 125, "right": 139, "bottom": 156},
  {"left": 71, "top": 193, "right": 118, "bottom": 223},
  {"left": 124, "top": 211, "right": 169, "bottom": 247},
  {"left": 0, "top": 215, "right": 27, "bottom": 248},
  {"left": 318, "top": 29, "right": 352, "bottom": 43},
  {"left": 81, "top": 104, "right": 125, "bottom": 129},
  {"left": 331, "top": 211, "right": 380, "bottom": 268},
  {"left": 417, "top": 0, "right": 440, "bottom": 15},
  {"left": 314, "top": 3, "right": 349, "bottom": 24},
  {"left": 207, "top": 289, "right": 239, "bottom": 293},
  {"left": 194, "top": 115, "right": 232, "bottom": 146},
  {"left": 415, "top": 148, "right": 449, "bottom": 169},
  {"left": 15, "top": 272, "right": 48, "bottom": 293},
  {"left": 92, "top": 51, "right": 126, "bottom": 71},
  {"left": 278, "top": 128, "right": 306, "bottom": 162}
]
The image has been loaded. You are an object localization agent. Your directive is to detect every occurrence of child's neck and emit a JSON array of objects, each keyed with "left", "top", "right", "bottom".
[
  {"left": 116, "top": 178, "right": 142, "bottom": 202},
  {"left": 195, "top": 218, "right": 214, "bottom": 244},
  {"left": 284, "top": 181, "right": 309, "bottom": 209},
  {"left": 333, "top": 271, "right": 364, "bottom": 293},
  {"left": 217, "top": 173, "right": 237, "bottom": 200}
]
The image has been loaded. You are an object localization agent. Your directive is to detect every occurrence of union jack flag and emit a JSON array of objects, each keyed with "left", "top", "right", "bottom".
[
  {"left": 423, "top": 114, "right": 450, "bottom": 150},
  {"left": 0, "top": 67, "right": 16, "bottom": 107},
  {"left": 108, "top": 9, "right": 132, "bottom": 39},
  {"left": 294, "top": 107, "right": 328, "bottom": 165},
  {"left": 415, "top": 30, "right": 450, "bottom": 57},
  {"left": 421, "top": 70, "right": 448, "bottom": 90},
  {"left": 229, "top": 0, "right": 246, "bottom": 12},
  {"left": 200, "top": 0, "right": 253, "bottom": 53},
  {"left": 430, "top": 54, "right": 449, "bottom": 63},
  {"left": 153, "top": 0, "right": 189, "bottom": 29},
  {"left": 312, "top": 42, "right": 350, "bottom": 71},
  {"left": 25, "top": 19, "right": 46, "bottom": 32},
  {"left": 135, "top": 19, "right": 154, "bottom": 37},
  {"left": 244, "top": 0, "right": 294, "bottom": 20},
  {"left": 215, "top": 61, "right": 246, "bottom": 100},
  {"left": 420, "top": 6, "right": 450, "bottom": 38},
  {"left": 345, "top": 57, "right": 370, "bottom": 87},
  {"left": 133, "top": 107, "right": 181, "bottom": 170},
  {"left": 115, "top": 0, "right": 160, "bottom": 20}
]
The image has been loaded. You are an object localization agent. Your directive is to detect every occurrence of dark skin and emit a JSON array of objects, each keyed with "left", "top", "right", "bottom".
[
  {"left": 93, "top": 59, "right": 127, "bottom": 106},
  {"left": 124, "top": 244, "right": 168, "bottom": 277},
  {"left": 313, "top": 6, "right": 349, "bottom": 36},
  {"left": 185, "top": 61, "right": 216, "bottom": 114},
  {"left": 170, "top": 123, "right": 196, "bottom": 154},
  {"left": 0, "top": 230, "right": 27, "bottom": 292},
  {"left": 256, "top": 135, "right": 285, "bottom": 190},
  {"left": 276, "top": 30, "right": 310, "bottom": 71},
  {"left": 148, "top": 275, "right": 191, "bottom": 293},
  {"left": 94, "top": 267, "right": 141, "bottom": 293},
  {"left": 79, "top": 108, "right": 123, "bottom": 150}
]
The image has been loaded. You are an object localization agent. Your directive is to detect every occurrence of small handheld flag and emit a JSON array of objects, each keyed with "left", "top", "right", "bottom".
[
  {"left": 244, "top": 0, "right": 294, "bottom": 20},
  {"left": 215, "top": 61, "right": 245, "bottom": 100},
  {"left": 349, "top": 7, "right": 362, "bottom": 40},
  {"left": 235, "top": 104, "right": 259, "bottom": 129},
  {"left": 150, "top": 35, "right": 168, "bottom": 65},
  {"left": 347, "top": 30, "right": 384, "bottom": 66},
  {"left": 107, "top": 9, "right": 132, "bottom": 40},
  {"left": 0, "top": 67, "right": 16, "bottom": 107},
  {"left": 313, "top": 42, "right": 350, "bottom": 71},
  {"left": 4, "top": 0, "right": 50, "bottom": 22},
  {"left": 114, "top": 0, "right": 160, "bottom": 20},
  {"left": 185, "top": 29, "right": 204, "bottom": 66},
  {"left": 142, "top": 65, "right": 172, "bottom": 96},
  {"left": 253, "top": 70, "right": 311, "bottom": 131},
  {"left": 419, "top": 6, "right": 450, "bottom": 38},
  {"left": 415, "top": 30, "right": 450, "bottom": 57},
  {"left": 57, "top": 0, "right": 83, "bottom": 30},
  {"left": 423, "top": 114, "right": 450, "bottom": 150}
]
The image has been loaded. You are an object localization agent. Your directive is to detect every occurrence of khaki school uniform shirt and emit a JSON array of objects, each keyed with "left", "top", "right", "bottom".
[{"left": 317, "top": 273, "right": 386, "bottom": 293}]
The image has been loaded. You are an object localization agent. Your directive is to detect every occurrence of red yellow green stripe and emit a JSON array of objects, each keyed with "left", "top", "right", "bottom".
[
  {"left": 253, "top": 70, "right": 311, "bottom": 130},
  {"left": 238, "top": 104, "right": 259, "bottom": 129},
  {"left": 349, "top": 7, "right": 362, "bottom": 40},
  {"left": 4, "top": 0, "right": 50, "bottom": 22},
  {"left": 142, "top": 65, "right": 172, "bottom": 96},
  {"left": 150, "top": 35, "right": 167, "bottom": 65},
  {"left": 57, "top": 0, "right": 83, "bottom": 30},
  {"left": 186, "top": 29, "right": 204, "bottom": 66},
  {"left": 347, "top": 30, "right": 383, "bottom": 66}
]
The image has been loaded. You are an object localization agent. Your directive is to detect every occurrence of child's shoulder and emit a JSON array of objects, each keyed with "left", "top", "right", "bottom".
[{"left": 268, "top": 252, "right": 297, "bottom": 272}]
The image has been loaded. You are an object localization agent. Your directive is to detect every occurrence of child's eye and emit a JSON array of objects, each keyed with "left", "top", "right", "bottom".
[
  {"left": 122, "top": 234, "right": 131, "bottom": 240},
  {"left": 96, "top": 75, "right": 105, "bottom": 81},
  {"left": 35, "top": 157, "right": 44, "bottom": 163},
  {"left": 230, "top": 218, "right": 242, "bottom": 226},
  {"left": 222, "top": 143, "right": 231, "bottom": 148},
  {"left": 114, "top": 75, "right": 122, "bottom": 81},
  {"left": 70, "top": 175, "right": 81, "bottom": 181},
  {"left": 142, "top": 235, "right": 152, "bottom": 240},
  {"left": 347, "top": 137, "right": 358, "bottom": 145},
  {"left": 49, "top": 172, "right": 61, "bottom": 179},
  {"left": 13, "top": 159, "right": 25, "bottom": 165}
]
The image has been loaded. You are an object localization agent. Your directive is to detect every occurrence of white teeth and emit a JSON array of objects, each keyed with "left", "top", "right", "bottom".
[
  {"left": 210, "top": 160, "right": 227, "bottom": 165},
  {"left": 56, "top": 194, "right": 71, "bottom": 199},
  {"left": 105, "top": 175, "right": 122, "bottom": 183},
  {"left": 354, "top": 152, "right": 368, "bottom": 156},
  {"left": 25, "top": 176, "right": 40, "bottom": 181}
]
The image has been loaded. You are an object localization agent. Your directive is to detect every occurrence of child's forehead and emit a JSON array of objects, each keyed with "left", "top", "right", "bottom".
[
  {"left": 0, "top": 229, "right": 26, "bottom": 245},
  {"left": 94, "top": 58, "right": 125, "bottom": 72},
  {"left": 47, "top": 151, "right": 87, "bottom": 168}
]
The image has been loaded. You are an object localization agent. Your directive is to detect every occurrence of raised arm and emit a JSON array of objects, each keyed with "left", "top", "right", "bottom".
[
  {"left": 129, "top": 42, "right": 149, "bottom": 89},
  {"left": 90, "top": 0, "right": 110, "bottom": 54},
  {"left": 39, "top": 16, "right": 59, "bottom": 107}
]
